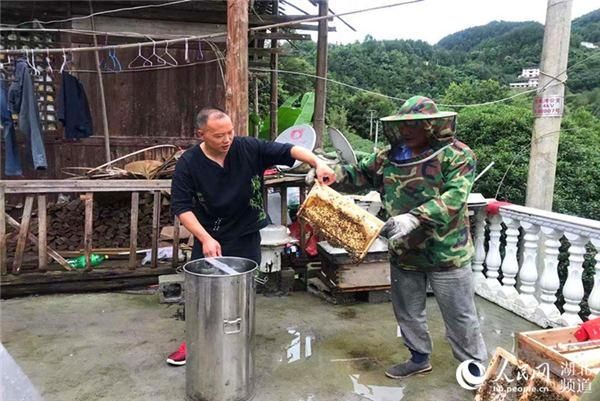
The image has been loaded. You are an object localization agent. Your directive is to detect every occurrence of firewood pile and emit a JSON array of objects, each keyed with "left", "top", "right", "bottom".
[
  {"left": 5, "top": 193, "right": 173, "bottom": 260},
  {"left": 62, "top": 145, "right": 182, "bottom": 180}
]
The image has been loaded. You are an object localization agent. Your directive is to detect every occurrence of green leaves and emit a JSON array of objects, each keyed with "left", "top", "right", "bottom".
[{"left": 259, "top": 92, "right": 315, "bottom": 139}]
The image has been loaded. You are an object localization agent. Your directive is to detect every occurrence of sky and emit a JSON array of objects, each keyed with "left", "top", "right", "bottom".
[{"left": 290, "top": 0, "right": 600, "bottom": 45}]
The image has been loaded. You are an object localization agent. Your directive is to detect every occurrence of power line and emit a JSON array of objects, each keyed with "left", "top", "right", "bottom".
[
  {"left": 250, "top": 67, "right": 406, "bottom": 101},
  {"left": 0, "top": 0, "right": 424, "bottom": 55}
]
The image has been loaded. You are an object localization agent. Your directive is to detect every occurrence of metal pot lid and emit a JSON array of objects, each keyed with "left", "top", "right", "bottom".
[
  {"left": 275, "top": 124, "right": 316, "bottom": 171},
  {"left": 328, "top": 127, "right": 358, "bottom": 165}
]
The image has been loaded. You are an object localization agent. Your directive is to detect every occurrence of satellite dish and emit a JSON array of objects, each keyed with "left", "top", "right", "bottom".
[
  {"left": 274, "top": 124, "right": 316, "bottom": 170},
  {"left": 328, "top": 127, "right": 358, "bottom": 165}
]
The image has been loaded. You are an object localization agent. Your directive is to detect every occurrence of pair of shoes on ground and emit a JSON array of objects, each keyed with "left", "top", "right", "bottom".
[{"left": 166, "top": 342, "right": 186, "bottom": 366}]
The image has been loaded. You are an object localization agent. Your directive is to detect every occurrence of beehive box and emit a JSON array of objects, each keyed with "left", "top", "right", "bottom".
[
  {"left": 297, "top": 183, "right": 384, "bottom": 262},
  {"left": 475, "top": 347, "right": 578, "bottom": 401},
  {"left": 517, "top": 326, "right": 598, "bottom": 394},
  {"left": 317, "top": 239, "right": 390, "bottom": 292}
]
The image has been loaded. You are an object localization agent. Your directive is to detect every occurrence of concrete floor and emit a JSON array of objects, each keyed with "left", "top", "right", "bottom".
[{"left": 0, "top": 290, "right": 539, "bottom": 401}]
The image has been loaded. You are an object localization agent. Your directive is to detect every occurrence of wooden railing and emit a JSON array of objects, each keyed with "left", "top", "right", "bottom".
[
  {"left": 0, "top": 180, "right": 176, "bottom": 276},
  {"left": 472, "top": 203, "right": 600, "bottom": 327}
]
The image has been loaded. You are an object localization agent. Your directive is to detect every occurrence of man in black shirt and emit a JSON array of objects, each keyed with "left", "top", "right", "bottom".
[{"left": 167, "top": 107, "right": 335, "bottom": 365}]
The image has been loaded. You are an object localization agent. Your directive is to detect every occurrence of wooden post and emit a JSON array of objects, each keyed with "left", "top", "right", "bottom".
[
  {"left": 151, "top": 191, "right": 161, "bottom": 269},
  {"left": 6, "top": 214, "right": 73, "bottom": 271},
  {"left": 83, "top": 192, "right": 93, "bottom": 271},
  {"left": 129, "top": 192, "right": 139, "bottom": 270},
  {"left": 253, "top": 76, "right": 260, "bottom": 137},
  {"left": 0, "top": 185, "right": 6, "bottom": 275},
  {"left": 172, "top": 216, "right": 180, "bottom": 269},
  {"left": 226, "top": 0, "right": 249, "bottom": 136},
  {"left": 313, "top": 0, "right": 329, "bottom": 149},
  {"left": 12, "top": 196, "right": 34, "bottom": 274},
  {"left": 269, "top": 0, "right": 279, "bottom": 140},
  {"left": 280, "top": 187, "right": 287, "bottom": 226},
  {"left": 38, "top": 195, "right": 48, "bottom": 272},
  {"left": 88, "top": 0, "right": 111, "bottom": 163},
  {"left": 299, "top": 183, "right": 307, "bottom": 251}
]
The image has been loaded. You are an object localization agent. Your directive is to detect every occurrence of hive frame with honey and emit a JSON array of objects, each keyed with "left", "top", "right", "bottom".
[
  {"left": 298, "top": 183, "right": 385, "bottom": 262},
  {"left": 475, "top": 347, "right": 578, "bottom": 401}
]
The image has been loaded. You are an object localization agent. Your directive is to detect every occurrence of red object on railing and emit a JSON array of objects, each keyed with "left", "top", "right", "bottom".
[
  {"left": 486, "top": 201, "right": 512, "bottom": 215},
  {"left": 263, "top": 168, "right": 278, "bottom": 177},
  {"left": 289, "top": 220, "right": 318, "bottom": 257},
  {"left": 574, "top": 317, "right": 600, "bottom": 341}
]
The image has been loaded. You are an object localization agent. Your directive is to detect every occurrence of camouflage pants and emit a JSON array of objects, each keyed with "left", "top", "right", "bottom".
[{"left": 390, "top": 264, "right": 488, "bottom": 364}]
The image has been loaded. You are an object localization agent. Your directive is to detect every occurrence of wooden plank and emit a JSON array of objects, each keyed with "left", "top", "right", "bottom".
[
  {"left": 172, "top": 216, "right": 180, "bottom": 269},
  {"left": 12, "top": 196, "right": 34, "bottom": 274},
  {"left": 294, "top": 23, "right": 336, "bottom": 32},
  {"left": 151, "top": 191, "right": 161, "bottom": 269},
  {"left": 248, "top": 47, "right": 290, "bottom": 56},
  {"left": 265, "top": 175, "right": 305, "bottom": 186},
  {"left": 6, "top": 214, "right": 73, "bottom": 271},
  {"left": 3, "top": 180, "right": 172, "bottom": 194},
  {"left": 129, "top": 192, "right": 139, "bottom": 270},
  {"left": 82, "top": 193, "right": 94, "bottom": 271},
  {"left": 336, "top": 262, "right": 391, "bottom": 289},
  {"left": 0, "top": 266, "right": 175, "bottom": 299},
  {"left": 250, "top": 32, "right": 311, "bottom": 41},
  {"left": 0, "top": 185, "right": 6, "bottom": 275},
  {"left": 528, "top": 326, "right": 579, "bottom": 344},
  {"left": 37, "top": 195, "right": 48, "bottom": 272}
]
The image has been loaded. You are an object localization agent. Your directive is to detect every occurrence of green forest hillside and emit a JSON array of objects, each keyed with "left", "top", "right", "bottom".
[{"left": 260, "top": 9, "right": 600, "bottom": 220}]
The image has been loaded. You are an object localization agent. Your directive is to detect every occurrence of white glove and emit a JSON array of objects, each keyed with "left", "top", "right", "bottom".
[{"left": 381, "top": 213, "right": 420, "bottom": 241}]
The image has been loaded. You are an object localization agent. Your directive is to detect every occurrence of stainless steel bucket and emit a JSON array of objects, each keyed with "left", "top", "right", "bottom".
[{"left": 184, "top": 257, "right": 257, "bottom": 401}]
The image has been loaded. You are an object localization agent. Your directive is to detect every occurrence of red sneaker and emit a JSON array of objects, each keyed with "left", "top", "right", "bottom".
[{"left": 166, "top": 342, "right": 186, "bottom": 366}]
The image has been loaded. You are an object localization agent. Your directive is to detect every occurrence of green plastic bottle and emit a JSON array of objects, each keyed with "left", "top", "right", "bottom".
[{"left": 67, "top": 254, "right": 108, "bottom": 269}]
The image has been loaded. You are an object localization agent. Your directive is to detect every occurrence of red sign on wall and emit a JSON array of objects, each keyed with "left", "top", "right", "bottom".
[{"left": 533, "top": 96, "right": 564, "bottom": 117}]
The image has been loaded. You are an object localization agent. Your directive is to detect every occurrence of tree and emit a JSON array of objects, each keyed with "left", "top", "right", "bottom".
[
  {"left": 442, "top": 79, "right": 509, "bottom": 107},
  {"left": 346, "top": 92, "right": 397, "bottom": 139}
]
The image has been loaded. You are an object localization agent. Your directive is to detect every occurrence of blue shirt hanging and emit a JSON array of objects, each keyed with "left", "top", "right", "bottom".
[{"left": 57, "top": 71, "right": 93, "bottom": 139}]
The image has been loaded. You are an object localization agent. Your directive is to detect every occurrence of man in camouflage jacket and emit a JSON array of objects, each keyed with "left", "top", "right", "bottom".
[{"left": 334, "top": 96, "right": 487, "bottom": 379}]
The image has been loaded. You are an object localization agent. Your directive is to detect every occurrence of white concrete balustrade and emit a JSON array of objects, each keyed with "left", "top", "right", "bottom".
[{"left": 471, "top": 203, "right": 600, "bottom": 328}]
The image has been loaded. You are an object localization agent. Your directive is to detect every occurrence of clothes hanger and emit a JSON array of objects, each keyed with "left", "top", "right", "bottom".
[
  {"left": 31, "top": 49, "right": 41, "bottom": 76},
  {"left": 128, "top": 43, "right": 152, "bottom": 69},
  {"left": 147, "top": 37, "right": 166, "bottom": 66},
  {"left": 59, "top": 48, "right": 70, "bottom": 73},
  {"left": 109, "top": 48, "right": 122, "bottom": 72},
  {"left": 159, "top": 41, "right": 178, "bottom": 67},
  {"left": 196, "top": 40, "right": 204, "bottom": 61},
  {"left": 184, "top": 38, "right": 190, "bottom": 63},
  {"left": 99, "top": 35, "right": 111, "bottom": 71},
  {"left": 45, "top": 49, "right": 53, "bottom": 75}
]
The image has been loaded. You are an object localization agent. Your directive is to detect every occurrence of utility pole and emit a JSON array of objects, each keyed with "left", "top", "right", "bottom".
[
  {"left": 313, "top": 0, "right": 328, "bottom": 148},
  {"left": 525, "top": 0, "right": 573, "bottom": 210}
]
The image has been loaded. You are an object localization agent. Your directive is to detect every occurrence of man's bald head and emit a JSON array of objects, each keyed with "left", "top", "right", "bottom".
[{"left": 195, "top": 107, "right": 228, "bottom": 130}]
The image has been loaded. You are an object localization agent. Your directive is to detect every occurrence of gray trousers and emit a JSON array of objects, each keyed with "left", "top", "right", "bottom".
[{"left": 390, "top": 265, "right": 488, "bottom": 364}]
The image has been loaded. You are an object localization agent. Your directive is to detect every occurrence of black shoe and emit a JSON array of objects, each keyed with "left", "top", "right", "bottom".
[{"left": 385, "top": 360, "right": 432, "bottom": 379}]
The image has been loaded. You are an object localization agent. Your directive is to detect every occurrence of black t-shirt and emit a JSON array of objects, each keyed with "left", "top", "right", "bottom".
[{"left": 171, "top": 136, "right": 294, "bottom": 242}]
